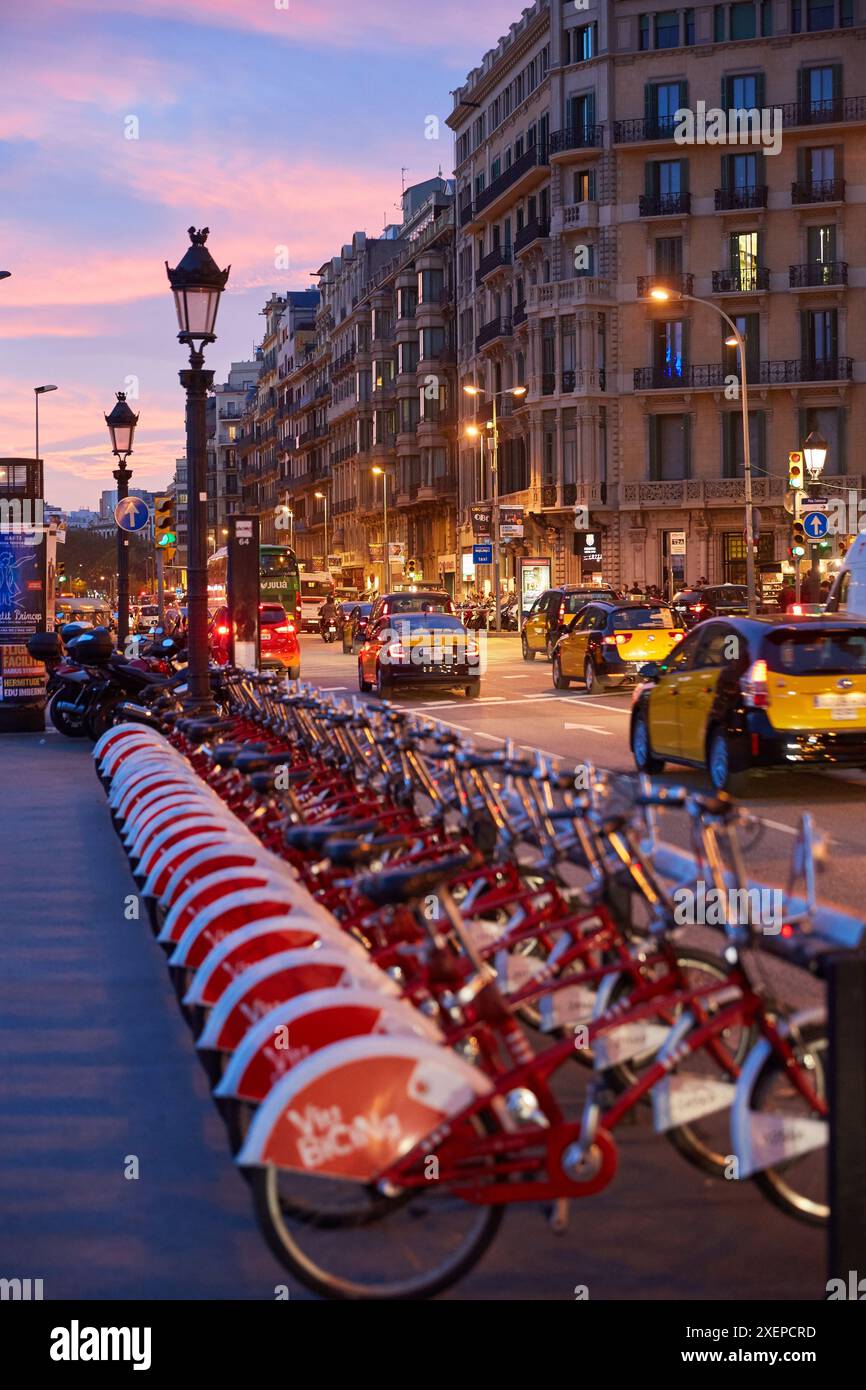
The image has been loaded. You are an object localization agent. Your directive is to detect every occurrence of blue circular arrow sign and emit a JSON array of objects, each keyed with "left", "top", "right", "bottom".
[
  {"left": 802, "top": 510, "right": 829, "bottom": 540},
  {"left": 114, "top": 496, "right": 150, "bottom": 533}
]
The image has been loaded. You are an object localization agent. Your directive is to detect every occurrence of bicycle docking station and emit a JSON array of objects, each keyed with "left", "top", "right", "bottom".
[{"left": 642, "top": 826, "right": 866, "bottom": 1292}]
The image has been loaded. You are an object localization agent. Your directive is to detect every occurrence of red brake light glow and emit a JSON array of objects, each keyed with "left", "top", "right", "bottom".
[
  {"left": 603, "top": 632, "right": 629, "bottom": 646},
  {"left": 216, "top": 624, "right": 230, "bottom": 636},
  {"left": 791, "top": 604, "right": 803, "bottom": 616},
  {"left": 742, "top": 658, "right": 769, "bottom": 708}
]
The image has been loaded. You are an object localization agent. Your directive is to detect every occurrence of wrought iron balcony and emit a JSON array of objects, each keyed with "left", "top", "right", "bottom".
[
  {"left": 780, "top": 95, "right": 866, "bottom": 127},
  {"left": 512, "top": 300, "right": 528, "bottom": 328},
  {"left": 634, "top": 358, "right": 853, "bottom": 390},
  {"left": 476, "top": 244, "right": 512, "bottom": 286},
  {"left": 712, "top": 267, "right": 770, "bottom": 293},
  {"left": 614, "top": 115, "right": 679, "bottom": 143},
  {"left": 715, "top": 185, "right": 768, "bottom": 211},
  {"left": 475, "top": 317, "right": 513, "bottom": 351},
  {"left": 637, "top": 273, "right": 694, "bottom": 298},
  {"left": 548, "top": 124, "right": 604, "bottom": 155},
  {"left": 638, "top": 192, "right": 691, "bottom": 217},
  {"left": 792, "top": 179, "right": 845, "bottom": 204},
  {"left": 459, "top": 199, "right": 475, "bottom": 227},
  {"left": 514, "top": 217, "right": 550, "bottom": 254},
  {"left": 789, "top": 261, "right": 848, "bottom": 287},
  {"left": 474, "top": 142, "right": 549, "bottom": 215}
]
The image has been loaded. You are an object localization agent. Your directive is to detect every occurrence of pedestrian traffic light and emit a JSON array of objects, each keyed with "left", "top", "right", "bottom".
[
  {"left": 791, "top": 519, "right": 806, "bottom": 558},
  {"left": 788, "top": 452, "right": 804, "bottom": 490},
  {"left": 154, "top": 494, "right": 176, "bottom": 548}
]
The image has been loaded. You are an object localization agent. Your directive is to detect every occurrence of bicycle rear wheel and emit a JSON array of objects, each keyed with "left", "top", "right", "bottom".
[{"left": 248, "top": 1113, "right": 504, "bottom": 1300}]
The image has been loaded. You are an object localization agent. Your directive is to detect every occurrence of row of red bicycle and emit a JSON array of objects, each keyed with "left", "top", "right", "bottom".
[{"left": 93, "top": 671, "right": 833, "bottom": 1299}]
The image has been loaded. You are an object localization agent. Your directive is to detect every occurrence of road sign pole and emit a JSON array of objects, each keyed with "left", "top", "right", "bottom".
[
  {"left": 794, "top": 489, "right": 802, "bottom": 605},
  {"left": 157, "top": 549, "right": 164, "bottom": 625}
]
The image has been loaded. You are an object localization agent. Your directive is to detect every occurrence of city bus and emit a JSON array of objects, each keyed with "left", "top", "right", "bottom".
[{"left": 207, "top": 543, "right": 302, "bottom": 621}]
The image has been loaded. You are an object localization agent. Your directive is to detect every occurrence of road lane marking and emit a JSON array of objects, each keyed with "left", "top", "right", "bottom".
[
  {"left": 502, "top": 674, "right": 531, "bottom": 680},
  {"left": 317, "top": 685, "right": 348, "bottom": 691},
  {"left": 564, "top": 722, "right": 614, "bottom": 736}
]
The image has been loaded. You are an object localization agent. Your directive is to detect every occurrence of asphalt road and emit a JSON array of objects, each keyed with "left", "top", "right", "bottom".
[{"left": 297, "top": 631, "right": 866, "bottom": 920}]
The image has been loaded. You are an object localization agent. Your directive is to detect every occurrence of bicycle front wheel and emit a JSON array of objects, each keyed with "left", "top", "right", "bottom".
[{"left": 750, "top": 1023, "right": 829, "bottom": 1226}]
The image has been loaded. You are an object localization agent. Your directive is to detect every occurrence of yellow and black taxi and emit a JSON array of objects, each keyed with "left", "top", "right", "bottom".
[
  {"left": 553, "top": 600, "right": 685, "bottom": 694},
  {"left": 358, "top": 611, "right": 481, "bottom": 698},
  {"left": 522, "top": 584, "right": 618, "bottom": 662},
  {"left": 630, "top": 615, "right": 866, "bottom": 793}
]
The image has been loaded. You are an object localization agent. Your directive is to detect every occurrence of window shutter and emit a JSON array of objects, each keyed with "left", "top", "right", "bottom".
[
  {"left": 796, "top": 68, "right": 807, "bottom": 121},
  {"left": 721, "top": 74, "right": 730, "bottom": 108},
  {"left": 721, "top": 153, "right": 730, "bottom": 190},
  {"left": 645, "top": 83, "right": 655, "bottom": 120},
  {"left": 678, "top": 80, "right": 688, "bottom": 110},
  {"left": 756, "top": 151, "right": 766, "bottom": 191},
  {"left": 798, "top": 406, "right": 808, "bottom": 445},
  {"left": 838, "top": 407, "right": 847, "bottom": 474},
  {"left": 757, "top": 410, "right": 766, "bottom": 472},
  {"left": 829, "top": 309, "right": 838, "bottom": 360},
  {"left": 682, "top": 413, "right": 692, "bottom": 480},
  {"left": 645, "top": 160, "right": 656, "bottom": 197},
  {"left": 755, "top": 72, "right": 765, "bottom": 109},
  {"left": 586, "top": 92, "right": 596, "bottom": 127},
  {"left": 831, "top": 63, "right": 843, "bottom": 100},
  {"left": 722, "top": 413, "right": 732, "bottom": 476},
  {"left": 648, "top": 416, "right": 657, "bottom": 480},
  {"left": 679, "top": 158, "right": 689, "bottom": 193}
]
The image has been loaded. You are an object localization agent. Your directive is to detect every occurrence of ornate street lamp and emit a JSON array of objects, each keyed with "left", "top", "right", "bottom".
[
  {"left": 166, "top": 227, "right": 230, "bottom": 712},
  {"left": 803, "top": 430, "right": 828, "bottom": 483},
  {"left": 104, "top": 391, "right": 140, "bottom": 648}
]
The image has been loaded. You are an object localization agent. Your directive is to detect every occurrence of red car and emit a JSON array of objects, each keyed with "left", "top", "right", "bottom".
[{"left": 209, "top": 603, "right": 300, "bottom": 677}]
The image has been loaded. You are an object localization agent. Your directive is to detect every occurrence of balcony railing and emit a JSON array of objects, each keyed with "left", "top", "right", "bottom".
[
  {"left": 331, "top": 347, "right": 357, "bottom": 375},
  {"left": 476, "top": 317, "right": 513, "bottom": 350},
  {"left": 639, "top": 192, "right": 691, "bottom": 217},
  {"left": 715, "top": 185, "right": 768, "bottom": 211},
  {"left": 792, "top": 178, "right": 845, "bottom": 204},
  {"left": 712, "top": 267, "right": 770, "bottom": 293},
  {"left": 474, "top": 142, "right": 548, "bottom": 214},
  {"left": 614, "top": 115, "right": 679, "bottom": 143},
  {"left": 476, "top": 244, "right": 512, "bottom": 286},
  {"left": 789, "top": 261, "right": 848, "bottom": 287},
  {"left": 548, "top": 124, "right": 604, "bottom": 155},
  {"left": 459, "top": 199, "right": 475, "bottom": 227},
  {"left": 512, "top": 300, "right": 528, "bottom": 328},
  {"left": 529, "top": 276, "right": 613, "bottom": 308},
  {"left": 514, "top": 216, "right": 550, "bottom": 254},
  {"left": 560, "top": 368, "right": 608, "bottom": 393},
  {"left": 634, "top": 358, "right": 853, "bottom": 390},
  {"left": 780, "top": 95, "right": 866, "bottom": 128},
  {"left": 637, "top": 272, "right": 694, "bottom": 298}
]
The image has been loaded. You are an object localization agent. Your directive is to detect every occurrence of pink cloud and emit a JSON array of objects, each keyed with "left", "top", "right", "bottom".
[{"left": 48, "top": 0, "right": 524, "bottom": 55}]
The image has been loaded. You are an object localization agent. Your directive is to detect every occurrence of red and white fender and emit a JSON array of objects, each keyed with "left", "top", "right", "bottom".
[
  {"left": 236, "top": 1036, "right": 494, "bottom": 1182},
  {"left": 184, "top": 918, "right": 369, "bottom": 1011}
]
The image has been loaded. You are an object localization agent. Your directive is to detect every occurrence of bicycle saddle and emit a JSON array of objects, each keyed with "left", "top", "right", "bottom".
[
  {"left": 283, "top": 819, "right": 381, "bottom": 853},
  {"left": 356, "top": 854, "right": 473, "bottom": 907},
  {"left": 323, "top": 835, "right": 411, "bottom": 868}
]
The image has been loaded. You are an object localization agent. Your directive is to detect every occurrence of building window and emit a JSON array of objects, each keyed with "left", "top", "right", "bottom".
[
  {"left": 730, "top": 1, "right": 757, "bottom": 38},
  {"left": 723, "top": 312, "right": 760, "bottom": 378},
  {"left": 730, "top": 230, "right": 760, "bottom": 288},
  {"left": 653, "top": 320, "right": 686, "bottom": 379},
  {"left": 802, "top": 308, "right": 838, "bottom": 366},
  {"left": 542, "top": 411, "right": 557, "bottom": 485},
  {"left": 562, "top": 409, "right": 577, "bottom": 484},
  {"left": 722, "top": 410, "right": 765, "bottom": 477},
  {"left": 639, "top": 13, "right": 651, "bottom": 48},
  {"left": 420, "top": 327, "right": 445, "bottom": 360},
  {"left": 714, "top": 4, "right": 726, "bottom": 38},
  {"left": 648, "top": 414, "right": 691, "bottom": 480},
  {"left": 684, "top": 7, "right": 695, "bottom": 42},
  {"left": 806, "top": 223, "right": 836, "bottom": 264},
  {"left": 655, "top": 11, "right": 680, "bottom": 46},
  {"left": 573, "top": 169, "right": 596, "bottom": 202},
  {"left": 799, "top": 405, "right": 845, "bottom": 471},
  {"left": 654, "top": 236, "right": 683, "bottom": 273},
  {"left": 418, "top": 268, "right": 444, "bottom": 303},
  {"left": 490, "top": 156, "right": 501, "bottom": 183}
]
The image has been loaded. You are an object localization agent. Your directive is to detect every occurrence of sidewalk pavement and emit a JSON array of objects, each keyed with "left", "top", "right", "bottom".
[{"left": 0, "top": 731, "right": 829, "bottom": 1301}]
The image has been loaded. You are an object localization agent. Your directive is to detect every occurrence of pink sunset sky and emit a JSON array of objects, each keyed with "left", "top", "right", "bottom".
[{"left": 0, "top": 0, "right": 522, "bottom": 508}]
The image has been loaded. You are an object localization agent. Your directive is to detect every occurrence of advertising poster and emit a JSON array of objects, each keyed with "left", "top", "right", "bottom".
[
  {"left": 518, "top": 556, "right": 551, "bottom": 621},
  {"left": 0, "top": 531, "right": 47, "bottom": 705}
]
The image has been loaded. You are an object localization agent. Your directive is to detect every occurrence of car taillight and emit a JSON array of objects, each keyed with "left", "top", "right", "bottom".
[
  {"left": 466, "top": 641, "right": 479, "bottom": 659},
  {"left": 603, "top": 632, "right": 629, "bottom": 646},
  {"left": 741, "top": 658, "right": 769, "bottom": 708},
  {"left": 791, "top": 603, "right": 803, "bottom": 616},
  {"left": 216, "top": 624, "right": 230, "bottom": 636},
  {"left": 671, "top": 631, "right": 685, "bottom": 643},
  {"left": 693, "top": 604, "right": 705, "bottom": 614},
  {"left": 558, "top": 601, "right": 566, "bottom": 621},
  {"left": 387, "top": 641, "right": 407, "bottom": 661},
  {"left": 274, "top": 623, "right": 294, "bottom": 634}
]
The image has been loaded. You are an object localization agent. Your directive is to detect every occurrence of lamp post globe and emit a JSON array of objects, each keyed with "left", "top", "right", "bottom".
[
  {"left": 166, "top": 228, "right": 230, "bottom": 714},
  {"left": 104, "top": 390, "right": 140, "bottom": 649}
]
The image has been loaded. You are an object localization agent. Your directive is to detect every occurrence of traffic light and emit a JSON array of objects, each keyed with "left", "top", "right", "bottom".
[
  {"left": 154, "top": 494, "right": 176, "bottom": 549},
  {"left": 788, "top": 451, "right": 804, "bottom": 491},
  {"left": 791, "top": 519, "right": 806, "bottom": 558}
]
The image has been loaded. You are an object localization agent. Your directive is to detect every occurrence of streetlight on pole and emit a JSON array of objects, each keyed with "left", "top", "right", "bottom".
[
  {"left": 166, "top": 227, "right": 230, "bottom": 714},
  {"left": 104, "top": 390, "right": 139, "bottom": 647},
  {"left": 803, "top": 429, "right": 828, "bottom": 599},
  {"left": 371, "top": 466, "right": 393, "bottom": 591},
  {"left": 34, "top": 384, "right": 58, "bottom": 465},
  {"left": 650, "top": 287, "right": 757, "bottom": 617},
  {"left": 314, "top": 488, "right": 330, "bottom": 570},
  {"left": 463, "top": 383, "right": 526, "bottom": 631}
]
